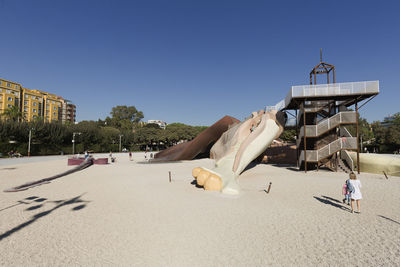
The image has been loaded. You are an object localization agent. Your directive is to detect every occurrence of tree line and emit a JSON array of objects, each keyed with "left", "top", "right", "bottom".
[
  {"left": 0, "top": 105, "right": 207, "bottom": 156},
  {"left": 1, "top": 104, "right": 399, "bottom": 156}
]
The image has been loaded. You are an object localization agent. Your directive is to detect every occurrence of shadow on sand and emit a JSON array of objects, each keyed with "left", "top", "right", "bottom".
[
  {"left": 191, "top": 179, "right": 203, "bottom": 188},
  {"left": 0, "top": 194, "right": 90, "bottom": 241},
  {"left": 314, "top": 195, "right": 351, "bottom": 212},
  {"left": 378, "top": 215, "right": 400, "bottom": 225}
]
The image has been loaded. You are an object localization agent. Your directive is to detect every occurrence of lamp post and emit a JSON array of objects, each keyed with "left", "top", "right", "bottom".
[
  {"left": 72, "top": 132, "right": 81, "bottom": 155},
  {"left": 28, "top": 128, "right": 34, "bottom": 157},
  {"left": 119, "top": 134, "right": 123, "bottom": 152}
]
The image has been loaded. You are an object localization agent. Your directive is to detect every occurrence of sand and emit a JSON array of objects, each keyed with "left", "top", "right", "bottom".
[{"left": 0, "top": 153, "right": 399, "bottom": 266}]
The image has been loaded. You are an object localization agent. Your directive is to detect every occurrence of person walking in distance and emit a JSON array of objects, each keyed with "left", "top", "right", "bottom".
[
  {"left": 349, "top": 172, "right": 362, "bottom": 213},
  {"left": 342, "top": 179, "right": 351, "bottom": 205}
]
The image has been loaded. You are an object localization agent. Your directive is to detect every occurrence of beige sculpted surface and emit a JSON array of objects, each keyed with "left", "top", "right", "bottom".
[
  {"left": 192, "top": 110, "right": 285, "bottom": 194},
  {"left": 348, "top": 151, "right": 400, "bottom": 177}
]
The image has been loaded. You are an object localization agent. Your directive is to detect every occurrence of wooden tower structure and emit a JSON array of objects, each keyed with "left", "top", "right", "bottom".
[{"left": 288, "top": 50, "right": 378, "bottom": 173}]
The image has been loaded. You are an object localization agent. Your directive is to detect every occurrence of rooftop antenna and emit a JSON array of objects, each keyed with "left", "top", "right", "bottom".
[{"left": 320, "top": 48, "right": 323, "bottom": 63}]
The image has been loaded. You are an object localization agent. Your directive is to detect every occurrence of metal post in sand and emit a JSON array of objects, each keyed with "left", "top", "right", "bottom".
[
  {"left": 266, "top": 182, "right": 272, "bottom": 194},
  {"left": 169, "top": 171, "right": 172, "bottom": 183}
]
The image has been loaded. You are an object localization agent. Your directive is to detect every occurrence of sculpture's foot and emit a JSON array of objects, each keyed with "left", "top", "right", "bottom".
[
  {"left": 192, "top": 167, "right": 222, "bottom": 191},
  {"left": 191, "top": 166, "right": 240, "bottom": 194}
]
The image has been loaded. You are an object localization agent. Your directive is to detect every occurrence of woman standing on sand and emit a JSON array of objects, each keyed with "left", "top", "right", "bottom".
[{"left": 349, "top": 172, "right": 362, "bottom": 213}]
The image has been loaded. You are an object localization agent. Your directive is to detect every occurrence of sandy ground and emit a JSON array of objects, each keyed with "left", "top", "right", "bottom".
[{"left": 0, "top": 152, "right": 399, "bottom": 266}]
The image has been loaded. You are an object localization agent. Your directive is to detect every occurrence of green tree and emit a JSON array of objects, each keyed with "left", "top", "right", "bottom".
[
  {"left": 99, "top": 126, "right": 121, "bottom": 152},
  {"left": 106, "top": 105, "right": 144, "bottom": 130},
  {"left": 134, "top": 126, "right": 162, "bottom": 145},
  {"left": 371, "top": 121, "right": 385, "bottom": 145},
  {"left": 1, "top": 106, "right": 23, "bottom": 122},
  {"left": 110, "top": 105, "right": 143, "bottom": 122},
  {"left": 392, "top": 113, "right": 400, "bottom": 126},
  {"left": 280, "top": 129, "right": 296, "bottom": 142}
]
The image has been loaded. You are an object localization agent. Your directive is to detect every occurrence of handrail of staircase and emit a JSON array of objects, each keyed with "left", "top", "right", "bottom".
[
  {"left": 340, "top": 126, "right": 353, "bottom": 138},
  {"left": 296, "top": 111, "right": 356, "bottom": 147},
  {"left": 341, "top": 150, "right": 354, "bottom": 171},
  {"left": 299, "top": 137, "right": 357, "bottom": 163}
]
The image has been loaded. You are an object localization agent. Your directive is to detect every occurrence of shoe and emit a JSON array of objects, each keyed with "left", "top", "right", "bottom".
[
  {"left": 343, "top": 199, "right": 346, "bottom": 204},
  {"left": 351, "top": 210, "right": 354, "bottom": 213}
]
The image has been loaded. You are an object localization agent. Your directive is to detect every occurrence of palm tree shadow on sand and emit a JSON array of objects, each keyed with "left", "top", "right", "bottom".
[
  {"left": 314, "top": 195, "right": 351, "bottom": 212},
  {"left": 0, "top": 194, "right": 90, "bottom": 241}
]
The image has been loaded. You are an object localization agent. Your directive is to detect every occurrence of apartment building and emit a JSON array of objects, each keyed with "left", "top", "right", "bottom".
[
  {"left": 0, "top": 78, "right": 75, "bottom": 123},
  {"left": 62, "top": 100, "right": 76, "bottom": 124},
  {"left": 0, "top": 79, "right": 22, "bottom": 113},
  {"left": 147, "top": 120, "right": 167, "bottom": 129},
  {"left": 22, "top": 88, "right": 44, "bottom": 121},
  {"left": 43, "top": 92, "right": 63, "bottom": 122}
]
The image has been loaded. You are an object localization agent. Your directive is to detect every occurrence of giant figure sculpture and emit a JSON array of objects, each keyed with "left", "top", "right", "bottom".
[
  {"left": 154, "top": 116, "right": 240, "bottom": 161},
  {"left": 192, "top": 110, "right": 286, "bottom": 194}
]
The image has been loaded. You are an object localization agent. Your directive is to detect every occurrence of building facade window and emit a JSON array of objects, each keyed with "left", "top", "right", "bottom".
[
  {"left": 24, "top": 107, "right": 28, "bottom": 112},
  {"left": 33, "top": 102, "right": 37, "bottom": 106},
  {"left": 33, "top": 109, "right": 37, "bottom": 113},
  {"left": 24, "top": 101, "right": 28, "bottom": 105},
  {"left": 8, "top": 97, "right": 13, "bottom": 101},
  {"left": 6, "top": 90, "right": 11, "bottom": 94},
  {"left": 53, "top": 112, "right": 56, "bottom": 116},
  {"left": 7, "top": 83, "right": 11, "bottom": 87},
  {"left": 54, "top": 107, "right": 57, "bottom": 110},
  {"left": 8, "top": 104, "right": 12, "bottom": 108}
]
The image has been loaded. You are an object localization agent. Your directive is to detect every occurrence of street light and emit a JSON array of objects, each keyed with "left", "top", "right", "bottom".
[
  {"left": 119, "top": 134, "right": 123, "bottom": 152},
  {"left": 72, "top": 132, "right": 81, "bottom": 155},
  {"left": 28, "top": 128, "right": 34, "bottom": 157}
]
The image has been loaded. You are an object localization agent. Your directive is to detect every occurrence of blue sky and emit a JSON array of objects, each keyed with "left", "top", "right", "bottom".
[{"left": 1, "top": 0, "right": 399, "bottom": 125}]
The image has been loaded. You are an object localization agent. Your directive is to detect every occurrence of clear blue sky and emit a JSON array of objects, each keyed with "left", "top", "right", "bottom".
[{"left": 1, "top": 0, "right": 399, "bottom": 125}]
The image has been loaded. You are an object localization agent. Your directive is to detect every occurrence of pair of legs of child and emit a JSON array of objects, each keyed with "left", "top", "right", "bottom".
[
  {"left": 350, "top": 199, "right": 361, "bottom": 213},
  {"left": 343, "top": 194, "right": 351, "bottom": 205}
]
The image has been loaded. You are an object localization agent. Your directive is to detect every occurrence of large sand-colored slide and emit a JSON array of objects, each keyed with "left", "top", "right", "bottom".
[
  {"left": 153, "top": 116, "right": 240, "bottom": 161},
  {"left": 192, "top": 110, "right": 286, "bottom": 194}
]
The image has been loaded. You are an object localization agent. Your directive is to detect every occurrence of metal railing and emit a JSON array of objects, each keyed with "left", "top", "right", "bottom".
[
  {"left": 266, "top": 80, "right": 379, "bottom": 112},
  {"left": 340, "top": 150, "right": 354, "bottom": 171},
  {"left": 299, "top": 137, "right": 357, "bottom": 163},
  {"left": 339, "top": 126, "right": 353, "bottom": 138},
  {"left": 296, "top": 111, "right": 356, "bottom": 147},
  {"left": 290, "top": 81, "right": 379, "bottom": 99}
]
